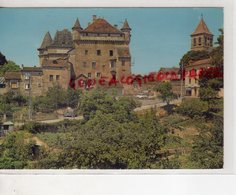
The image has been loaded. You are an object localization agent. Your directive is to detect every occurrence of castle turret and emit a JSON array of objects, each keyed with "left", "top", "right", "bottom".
[
  {"left": 191, "top": 15, "right": 213, "bottom": 51},
  {"left": 38, "top": 32, "right": 52, "bottom": 65},
  {"left": 121, "top": 19, "right": 131, "bottom": 44},
  {"left": 38, "top": 32, "right": 52, "bottom": 50},
  {"left": 72, "top": 18, "right": 83, "bottom": 41}
]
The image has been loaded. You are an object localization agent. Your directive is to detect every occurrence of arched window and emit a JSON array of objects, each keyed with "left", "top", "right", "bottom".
[
  {"left": 193, "top": 38, "right": 196, "bottom": 46},
  {"left": 198, "top": 37, "right": 202, "bottom": 45}
]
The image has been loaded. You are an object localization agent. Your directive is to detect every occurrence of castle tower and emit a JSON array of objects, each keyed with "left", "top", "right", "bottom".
[
  {"left": 72, "top": 18, "right": 83, "bottom": 41},
  {"left": 191, "top": 15, "right": 213, "bottom": 51},
  {"left": 121, "top": 19, "right": 131, "bottom": 44},
  {"left": 38, "top": 32, "right": 52, "bottom": 65}
]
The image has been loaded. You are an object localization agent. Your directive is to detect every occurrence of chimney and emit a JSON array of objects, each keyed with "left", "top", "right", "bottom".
[{"left": 93, "top": 15, "right": 97, "bottom": 22}]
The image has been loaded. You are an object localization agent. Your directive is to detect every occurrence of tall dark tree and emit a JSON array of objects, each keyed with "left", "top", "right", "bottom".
[{"left": 0, "top": 52, "right": 7, "bottom": 65}]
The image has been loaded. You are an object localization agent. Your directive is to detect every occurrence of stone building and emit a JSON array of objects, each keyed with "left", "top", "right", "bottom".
[
  {"left": 185, "top": 17, "right": 214, "bottom": 98},
  {"left": 190, "top": 16, "right": 214, "bottom": 51},
  {"left": 38, "top": 15, "right": 132, "bottom": 90},
  {"left": 1, "top": 16, "right": 132, "bottom": 96},
  {"left": 3, "top": 67, "right": 44, "bottom": 97}
]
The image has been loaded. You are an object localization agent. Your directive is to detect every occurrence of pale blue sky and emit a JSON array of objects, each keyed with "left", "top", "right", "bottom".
[{"left": 0, "top": 8, "right": 223, "bottom": 74}]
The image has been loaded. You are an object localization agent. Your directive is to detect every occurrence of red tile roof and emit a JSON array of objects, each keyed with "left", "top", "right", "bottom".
[
  {"left": 191, "top": 18, "right": 212, "bottom": 35},
  {"left": 82, "top": 18, "right": 123, "bottom": 34}
]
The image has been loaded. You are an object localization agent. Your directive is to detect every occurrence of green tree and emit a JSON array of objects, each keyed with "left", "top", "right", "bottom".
[
  {"left": 179, "top": 50, "right": 210, "bottom": 67},
  {"left": 155, "top": 82, "right": 177, "bottom": 105},
  {"left": 190, "top": 116, "right": 223, "bottom": 168},
  {"left": 176, "top": 99, "right": 208, "bottom": 118},
  {"left": 0, "top": 60, "right": 20, "bottom": 76},
  {"left": 210, "top": 28, "right": 223, "bottom": 68}
]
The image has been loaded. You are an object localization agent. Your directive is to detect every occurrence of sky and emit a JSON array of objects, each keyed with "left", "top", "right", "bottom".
[{"left": 0, "top": 8, "right": 223, "bottom": 74}]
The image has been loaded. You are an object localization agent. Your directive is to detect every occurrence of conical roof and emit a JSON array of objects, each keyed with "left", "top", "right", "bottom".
[
  {"left": 40, "top": 32, "right": 52, "bottom": 48},
  {"left": 121, "top": 19, "right": 131, "bottom": 31},
  {"left": 72, "top": 18, "right": 83, "bottom": 31},
  {"left": 191, "top": 18, "right": 212, "bottom": 35}
]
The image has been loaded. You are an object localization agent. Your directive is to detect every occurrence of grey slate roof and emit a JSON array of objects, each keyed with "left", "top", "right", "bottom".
[
  {"left": 51, "top": 29, "right": 73, "bottom": 48},
  {"left": 40, "top": 32, "right": 52, "bottom": 49},
  {"left": 121, "top": 19, "right": 131, "bottom": 31},
  {"left": 72, "top": 18, "right": 83, "bottom": 31}
]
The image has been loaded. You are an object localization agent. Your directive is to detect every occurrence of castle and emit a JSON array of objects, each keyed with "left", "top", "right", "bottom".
[
  {"left": 38, "top": 15, "right": 132, "bottom": 90},
  {"left": 0, "top": 16, "right": 132, "bottom": 96}
]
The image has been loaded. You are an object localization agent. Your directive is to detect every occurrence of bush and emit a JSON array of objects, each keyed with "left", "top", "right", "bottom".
[{"left": 176, "top": 99, "right": 208, "bottom": 118}]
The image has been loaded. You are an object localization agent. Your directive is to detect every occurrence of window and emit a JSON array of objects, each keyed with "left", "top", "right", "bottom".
[
  {"left": 56, "top": 75, "right": 60, "bottom": 81},
  {"left": 25, "top": 83, "right": 30, "bottom": 90},
  {"left": 195, "top": 78, "right": 198, "bottom": 84},
  {"left": 96, "top": 72, "right": 101, "bottom": 78},
  {"left": 122, "top": 60, "right": 125, "bottom": 66},
  {"left": 83, "top": 62, "right": 87, "bottom": 68},
  {"left": 11, "top": 81, "right": 18, "bottom": 89},
  {"left": 92, "top": 61, "right": 96, "bottom": 69},
  {"left": 110, "top": 60, "right": 116, "bottom": 68},
  {"left": 109, "top": 50, "right": 113, "bottom": 56},
  {"left": 85, "top": 50, "right": 88, "bottom": 55},
  {"left": 88, "top": 73, "right": 91, "bottom": 78},
  {"left": 24, "top": 75, "right": 29, "bottom": 80},
  {"left": 189, "top": 78, "right": 191, "bottom": 84},
  {"left": 97, "top": 50, "right": 101, "bottom": 56},
  {"left": 53, "top": 60, "right": 58, "bottom": 64},
  {"left": 198, "top": 37, "right": 202, "bottom": 45},
  {"left": 193, "top": 38, "right": 196, "bottom": 46},
  {"left": 49, "top": 75, "right": 53, "bottom": 81}
]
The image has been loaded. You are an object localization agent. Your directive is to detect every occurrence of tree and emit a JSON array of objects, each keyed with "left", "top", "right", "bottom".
[
  {"left": 0, "top": 60, "right": 20, "bottom": 76},
  {"left": 190, "top": 116, "right": 223, "bottom": 168},
  {"left": 179, "top": 50, "right": 210, "bottom": 67},
  {"left": 210, "top": 28, "right": 223, "bottom": 68},
  {"left": 176, "top": 99, "right": 208, "bottom": 118},
  {"left": 155, "top": 82, "right": 177, "bottom": 105},
  {"left": 0, "top": 52, "right": 7, "bottom": 65}
]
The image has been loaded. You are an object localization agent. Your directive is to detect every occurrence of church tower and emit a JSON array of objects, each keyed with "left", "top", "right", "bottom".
[{"left": 191, "top": 15, "right": 213, "bottom": 51}]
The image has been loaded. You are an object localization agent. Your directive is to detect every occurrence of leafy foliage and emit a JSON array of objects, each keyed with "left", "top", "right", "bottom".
[
  {"left": 179, "top": 50, "right": 210, "bottom": 67},
  {"left": 0, "top": 60, "right": 20, "bottom": 76},
  {"left": 33, "top": 85, "right": 82, "bottom": 113},
  {"left": 176, "top": 99, "right": 208, "bottom": 118},
  {"left": 155, "top": 82, "right": 177, "bottom": 105},
  {"left": 0, "top": 132, "right": 41, "bottom": 169}
]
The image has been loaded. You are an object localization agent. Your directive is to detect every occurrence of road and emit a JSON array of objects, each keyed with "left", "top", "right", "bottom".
[
  {"left": 39, "top": 115, "right": 84, "bottom": 124},
  {"left": 134, "top": 99, "right": 182, "bottom": 112}
]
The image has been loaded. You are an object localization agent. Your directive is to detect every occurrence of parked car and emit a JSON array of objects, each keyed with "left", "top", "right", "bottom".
[{"left": 136, "top": 93, "right": 148, "bottom": 99}]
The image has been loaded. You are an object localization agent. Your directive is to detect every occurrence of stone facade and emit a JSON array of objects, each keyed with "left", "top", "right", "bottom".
[
  {"left": 191, "top": 16, "right": 214, "bottom": 51},
  {"left": 3, "top": 68, "right": 44, "bottom": 97},
  {"left": 38, "top": 15, "right": 132, "bottom": 91}
]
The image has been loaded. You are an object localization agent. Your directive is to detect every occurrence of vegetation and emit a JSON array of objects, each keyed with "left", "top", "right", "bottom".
[
  {"left": 0, "top": 30, "right": 224, "bottom": 169},
  {"left": 179, "top": 50, "right": 210, "bottom": 67},
  {"left": 155, "top": 82, "right": 177, "bottom": 105},
  {"left": 33, "top": 85, "right": 82, "bottom": 113},
  {"left": 0, "top": 60, "right": 20, "bottom": 76}
]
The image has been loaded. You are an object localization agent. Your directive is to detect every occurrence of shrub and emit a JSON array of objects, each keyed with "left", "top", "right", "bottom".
[{"left": 176, "top": 99, "right": 208, "bottom": 118}]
